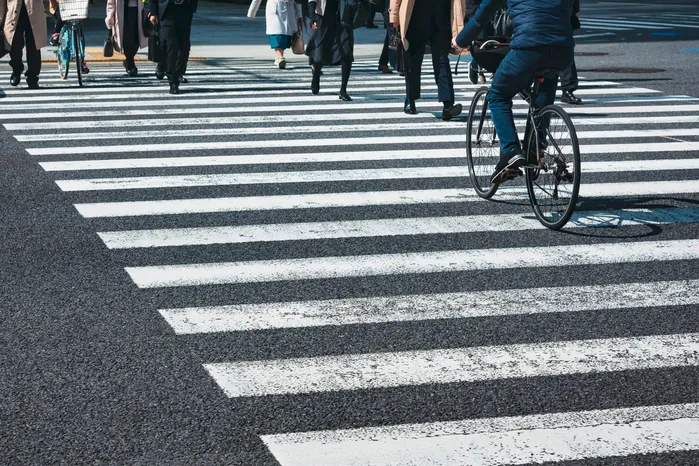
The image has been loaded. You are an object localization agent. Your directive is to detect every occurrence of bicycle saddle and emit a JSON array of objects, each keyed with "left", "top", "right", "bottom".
[{"left": 534, "top": 68, "right": 561, "bottom": 80}]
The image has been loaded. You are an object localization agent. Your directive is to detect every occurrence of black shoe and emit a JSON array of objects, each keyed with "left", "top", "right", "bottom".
[
  {"left": 127, "top": 67, "right": 138, "bottom": 77},
  {"left": 491, "top": 153, "right": 526, "bottom": 185},
  {"left": 441, "top": 103, "right": 462, "bottom": 121},
  {"left": 404, "top": 99, "right": 417, "bottom": 115},
  {"left": 561, "top": 90, "right": 582, "bottom": 105},
  {"left": 311, "top": 70, "right": 321, "bottom": 95},
  {"left": 155, "top": 68, "right": 165, "bottom": 80},
  {"left": 179, "top": 76, "right": 188, "bottom": 84},
  {"left": 378, "top": 64, "right": 392, "bottom": 74},
  {"left": 10, "top": 73, "right": 20, "bottom": 87},
  {"left": 26, "top": 80, "right": 39, "bottom": 90},
  {"left": 169, "top": 83, "right": 180, "bottom": 94},
  {"left": 339, "top": 90, "right": 352, "bottom": 101}
]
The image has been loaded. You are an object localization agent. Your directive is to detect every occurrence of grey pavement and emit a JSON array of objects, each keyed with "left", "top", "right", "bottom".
[{"left": 2, "top": 0, "right": 699, "bottom": 465}]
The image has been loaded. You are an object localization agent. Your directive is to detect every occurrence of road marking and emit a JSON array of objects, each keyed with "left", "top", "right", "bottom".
[
  {"left": 74, "top": 180, "right": 699, "bottom": 218},
  {"left": 581, "top": 19, "right": 663, "bottom": 30},
  {"left": 204, "top": 332, "right": 699, "bottom": 397},
  {"left": 20, "top": 124, "right": 699, "bottom": 143},
  {"left": 56, "top": 159, "right": 699, "bottom": 192},
  {"left": 125, "top": 238, "right": 699, "bottom": 288},
  {"left": 159, "top": 278, "right": 699, "bottom": 333},
  {"left": 261, "top": 404, "right": 699, "bottom": 466},
  {"left": 583, "top": 17, "right": 699, "bottom": 29},
  {"left": 26, "top": 138, "right": 699, "bottom": 156},
  {"left": 580, "top": 22, "right": 636, "bottom": 31},
  {"left": 3, "top": 100, "right": 697, "bottom": 121}
]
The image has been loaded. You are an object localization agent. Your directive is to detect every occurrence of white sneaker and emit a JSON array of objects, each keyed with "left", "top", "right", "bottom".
[{"left": 275, "top": 57, "right": 287, "bottom": 69}]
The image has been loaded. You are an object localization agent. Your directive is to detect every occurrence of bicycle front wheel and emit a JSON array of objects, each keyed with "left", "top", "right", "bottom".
[
  {"left": 74, "top": 26, "right": 84, "bottom": 87},
  {"left": 57, "top": 26, "right": 71, "bottom": 79},
  {"left": 466, "top": 87, "right": 499, "bottom": 199},
  {"left": 525, "top": 104, "right": 581, "bottom": 230}
]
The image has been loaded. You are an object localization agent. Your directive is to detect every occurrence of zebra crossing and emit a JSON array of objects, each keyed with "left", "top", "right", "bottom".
[
  {"left": 2, "top": 59, "right": 699, "bottom": 465},
  {"left": 579, "top": 11, "right": 699, "bottom": 36}
]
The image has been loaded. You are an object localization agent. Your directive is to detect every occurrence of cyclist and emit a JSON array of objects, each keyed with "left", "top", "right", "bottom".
[
  {"left": 48, "top": 0, "right": 90, "bottom": 74},
  {"left": 452, "top": 0, "right": 574, "bottom": 185}
]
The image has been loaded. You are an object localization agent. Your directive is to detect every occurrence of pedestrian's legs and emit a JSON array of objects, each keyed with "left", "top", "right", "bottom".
[
  {"left": 340, "top": 58, "right": 351, "bottom": 93},
  {"left": 160, "top": 18, "right": 179, "bottom": 84},
  {"left": 9, "top": 6, "right": 29, "bottom": 77},
  {"left": 175, "top": 9, "right": 193, "bottom": 79},
  {"left": 124, "top": 44, "right": 139, "bottom": 69},
  {"left": 404, "top": 39, "right": 426, "bottom": 102},
  {"left": 560, "top": 59, "right": 578, "bottom": 92},
  {"left": 379, "top": 28, "right": 390, "bottom": 67},
  {"left": 431, "top": 51, "right": 454, "bottom": 106},
  {"left": 23, "top": 19, "right": 41, "bottom": 84}
]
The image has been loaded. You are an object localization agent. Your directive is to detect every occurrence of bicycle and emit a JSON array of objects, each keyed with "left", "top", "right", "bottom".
[
  {"left": 465, "top": 40, "right": 581, "bottom": 230},
  {"left": 54, "top": 0, "right": 90, "bottom": 86}
]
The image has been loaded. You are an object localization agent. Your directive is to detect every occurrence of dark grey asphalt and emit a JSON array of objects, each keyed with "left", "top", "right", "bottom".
[{"left": 2, "top": 1, "right": 699, "bottom": 465}]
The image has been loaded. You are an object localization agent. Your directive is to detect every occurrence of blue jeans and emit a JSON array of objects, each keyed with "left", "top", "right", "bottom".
[{"left": 488, "top": 46, "right": 574, "bottom": 157}]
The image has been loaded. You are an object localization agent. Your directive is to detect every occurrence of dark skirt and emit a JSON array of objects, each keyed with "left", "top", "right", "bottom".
[{"left": 305, "top": 0, "right": 354, "bottom": 65}]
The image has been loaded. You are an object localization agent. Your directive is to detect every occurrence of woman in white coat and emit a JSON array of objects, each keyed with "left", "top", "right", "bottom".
[
  {"left": 249, "top": 0, "right": 302, "bottom": 69},
  {"left": 106, "top": 0, "right": 148, "bottom": 76}
]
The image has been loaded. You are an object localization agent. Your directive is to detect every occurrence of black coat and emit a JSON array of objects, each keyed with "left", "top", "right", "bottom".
[{"left": 147, "top": 0, "right": 198, "bottom": 20}]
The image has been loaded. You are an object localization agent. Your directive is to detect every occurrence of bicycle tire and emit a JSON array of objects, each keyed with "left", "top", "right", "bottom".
[
  {"left": 525, "top": 104, "right": 581, "bottom": 230},
  {"left": 74, "top": 26, "right": 83, "bottom": 87},
  {"left": 57, "top": 26, "right": 70, "bottom": 79},
  {"left": 466, "top": 87, "right": 499, "bottom": 199}
]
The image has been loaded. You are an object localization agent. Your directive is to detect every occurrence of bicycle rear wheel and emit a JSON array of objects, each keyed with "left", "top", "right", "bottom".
[
  {"left": 74, "top": 26, "right": 84, "bottom": 87},
  {"left": 466, "top": 87, "right": 499, "bottom": 199},
  {"left": 57, "top": 26, "right": 71, "bottom": 79},
  {"left": 525, "top": 104, "right": 581, "bottom": 230}
]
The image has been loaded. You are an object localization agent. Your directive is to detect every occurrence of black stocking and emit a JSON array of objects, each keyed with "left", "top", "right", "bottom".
[{"left": 341, "top": 59, "right": 352, "bottom": 92}]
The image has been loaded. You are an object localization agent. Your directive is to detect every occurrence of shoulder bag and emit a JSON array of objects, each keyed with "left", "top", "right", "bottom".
[
  {"left": 103, "top": 29, "right": 114, "bottom": 57},
  {"left": 291, "top": 30, "right": 304, "bottom": 55}
]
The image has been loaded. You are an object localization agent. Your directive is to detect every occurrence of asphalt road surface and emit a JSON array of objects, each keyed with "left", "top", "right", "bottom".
[{"left": 2, "top": 1, "right": 699, "bottom": 465}]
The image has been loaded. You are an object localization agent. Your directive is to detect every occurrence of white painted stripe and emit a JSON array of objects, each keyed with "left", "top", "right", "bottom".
[
  {"left": 580, "top": 22, "right": 636, "bottom": 30},
  {"left": 27, "top": 138, "right": 699, "bottom": 157},
  {"left": 3, "top": 100, "right": 697, "bottom": 121},
  {"left": 0, "top": 79, "right": 624, "bottom": 97},
  {"left": 56, "top": 159, "right": 699, "bottom": 192},
  {"left": 11, "top": 112, "right": 699, "bottom": 133},
  {"left": 581, "top": 19, "right": 664, "bottom": 29},
  {"left": 74, "top": 180, "right": 699, "bottom": 218},
  {"left": 262, "top": 404, "right": 699, "bottom": 466},
  {"left": 21, "top": 125, "right": 699, "bottom": 143},
  {"left": 160, "top": 278, "right": 699, "bottom": 333},
  {"left": 0, "top": 86, "right": 662, "bottom": 110},
  {"left": 39, "top": 149, "right": 461, "bottom": 171},
  {"left": 125, "top": 239, "right": 699, "bottom": 288},
  {"left": 583, "top": 17, "right": 699, "bottom": 29},
  {"left": 574, "top": 32, "right": 617, "bottom": 39},
  {"left": 99, "top": 207, "right": 699, "bottom": 250},
  {"left": 204, "top": 332, "right": 699, "bottom": 397}
]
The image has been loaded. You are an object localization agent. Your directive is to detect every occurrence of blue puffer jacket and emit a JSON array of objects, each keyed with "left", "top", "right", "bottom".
[{"left": 456, "top": 0, "right": 575, "bottom": 50}]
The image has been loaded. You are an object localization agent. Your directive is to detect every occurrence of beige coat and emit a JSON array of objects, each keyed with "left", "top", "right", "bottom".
[
  {"left": 0, "top": 0, "right": 48, "bottom": 50},
  {"left": 389, "top": 0, "right": 464, "bottom": 50},
  {"left": 106, "top": 0, "right": 148, "bottom": 52}
]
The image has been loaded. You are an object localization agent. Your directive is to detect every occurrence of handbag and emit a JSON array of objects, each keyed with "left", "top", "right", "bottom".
[
  {"left": 291, "top": 31, "right": 305, "bottom": 55},
  {"left": 103, "top": 30, "right": 114, "bottom": 58},
  {"left": 387, "top": 26, "right": 401, "bottom": 51},
  {"left": 148, "top": 23, "right": 162, "bottom": 63},
  {"left": 391, "top": 41, "right": 410, "bottom": 73}
]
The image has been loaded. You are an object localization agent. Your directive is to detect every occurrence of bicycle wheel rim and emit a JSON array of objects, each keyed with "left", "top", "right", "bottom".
[
  {"left": 74, "top": 27, "right": 83, "bottom": 87},
  {"left": 525, "top": 105, "right": 581, "bottom": 230},
  {"left": 466, "top": 88, "right": 498, "bottom": 199},
  {"left": 57, "top": 27, "right": 70, "bottom": 79}
]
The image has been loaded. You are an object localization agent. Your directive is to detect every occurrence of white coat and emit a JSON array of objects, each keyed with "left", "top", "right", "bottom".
[
  {"left": 247, "top": 0, "right": 300, "bottom": 36},
  {"left": 105, "top": 0, "right": 148, "bottom": 52}
]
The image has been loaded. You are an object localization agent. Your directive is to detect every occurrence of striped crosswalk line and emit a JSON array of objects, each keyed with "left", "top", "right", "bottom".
[{"left": 2, "top": 62, "right": 699, "bottom": 464}]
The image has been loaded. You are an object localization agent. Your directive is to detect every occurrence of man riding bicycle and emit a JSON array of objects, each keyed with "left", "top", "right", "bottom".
[{"left": 452, "top": 0, "right": 575, "bottom": 185}]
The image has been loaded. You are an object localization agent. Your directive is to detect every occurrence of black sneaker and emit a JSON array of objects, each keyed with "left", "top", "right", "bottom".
[
  {"left": 491, "top": 153, "right": 526, "bottom": 185},
  {"left": 561, "top": 91, "right": 582, "bottom": 105},
  {"left": 10, "top": 73, "right": 20, "bottom": 87},
  {"left": 468, "top": 60, "right": 479, "bottom": 85},
  {"left": 169, "top": 83, "right": 180, "bottom": 94}
]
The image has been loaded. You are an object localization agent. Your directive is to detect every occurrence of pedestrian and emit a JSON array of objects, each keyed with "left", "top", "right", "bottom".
[
  {"left": 248, "top": 0, "right": 302, "bottom": 69},
  {"left": 306, "top": 0, "right": 356, "bottom": 101},
  {"left": 390, "top": 0, "right": 464, "bottom": 120},
  {"left": 561, "top": 0, "right": 582, "bottom": 104},
  {"left": 106, "top": 0, "right": 149, "bottom": 77},
  {"left": 377, "top": 0, "right": 394, "bottom": 73},
  {"left": 48, "top": 0, "right": 90, "bottom": 74},
  {"left": 365, "top": 0, "right": 378, "bottom": 28},
  {"left": 147, "top": 0, "right": 197, "bottom": 94},
  {"left": 0, "top": 0, "right": 47, "bottom": 88}
]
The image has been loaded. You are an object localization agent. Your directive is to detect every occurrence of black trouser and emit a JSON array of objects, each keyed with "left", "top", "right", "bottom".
[
  {"left": 10, "top": 4, "right": 41, "bottom": 83},
  {"left": 560, "top": 59, "right": 578, "bottom": 92},
  {"left": 160, "top": 3, "right": 193, "bottom": 84},
  {"left": 123, "top": 6, "right": 140, "bottom": 68},
  {"left": 404, "top": 17, "right": 454, "bottom": 105}
]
